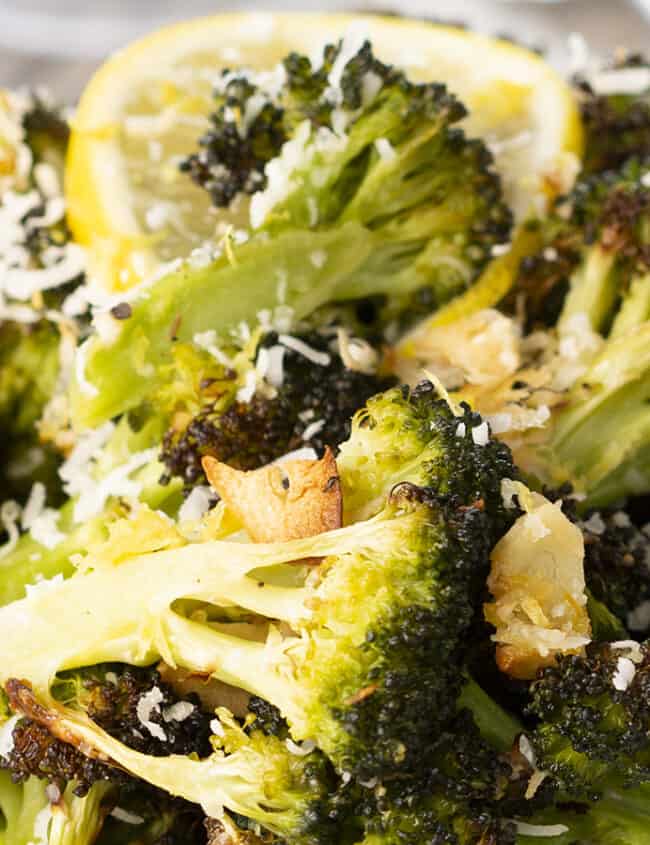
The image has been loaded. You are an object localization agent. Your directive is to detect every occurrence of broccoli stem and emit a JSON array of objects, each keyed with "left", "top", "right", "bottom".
[
  {"left": 71, "top": 224, "right": 375, "bottom": 428},
  {"left": 163, "top": 612, "right": 298, "bottom": 720},
  {"left": 610, "top": 272, "right": 650, "bottom": 339},
  {"left": 549, "top": 322, "right": 650, "bottom": 504},
  {"left": 50, "top": 708, "right": 310, "bottom": 835},
  {"left": 558, "top": 246, "right": 618, "bottom": 333},
  {"left": 457, "top": 677, "right": 521, "bottom": 752}
]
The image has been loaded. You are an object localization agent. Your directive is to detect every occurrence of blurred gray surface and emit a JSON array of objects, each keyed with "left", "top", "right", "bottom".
[{"left": 0, "top": 0, "right": 648, "bottom": 102}]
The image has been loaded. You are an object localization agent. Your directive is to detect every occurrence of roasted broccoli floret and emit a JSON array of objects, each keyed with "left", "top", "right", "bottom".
[
  {"left": 528, "top": 640, "right": 650, "bottom": 795},
  {"left": 160, "top": 330, "right": 395, "bottom": 489},
  {"left": 0, "top": 383, "right": 515, "bottom": 797},
  {"left": 5, "top": 690, "right": 354, "bottom": 845},
  {"left": 71, "top": 39, "right": 511, "bottom": 428},
  {"left": 575, "top": 53, "right": 650, "bottom": 175},
  {"left": 1, "top": 664, "right": 211, "bottom": 792},
  {"left": 513, "top": 157, "right": 650, "bottom": 334}
]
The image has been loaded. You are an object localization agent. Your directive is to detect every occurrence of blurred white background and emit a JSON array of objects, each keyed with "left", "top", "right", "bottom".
[{"left": 0, "top": 0, "right": 648, "bottom": 101}]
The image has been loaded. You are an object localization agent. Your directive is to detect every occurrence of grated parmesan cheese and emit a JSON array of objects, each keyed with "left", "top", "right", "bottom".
[
  {"left": 136, "top": 687, "right": 167, "bottom": 741},
  {"left": 74, "top": 338, "right": 99, "bottom": 398},
  {"left": 590, "top": 66, "right": 650, "bottom": 96},
  {"left": 471, "top": 421, "right": 489, "bottom": 446},
  {"left": 285, "top": 738, "right": 316, "bottom": 756},
  {"left": 178, "top": 486, "right": 214, "bottom": 522},
  {"left": 613, "top": 656, "right": 637, "bottom": 691},
  {"left": 278, "top": 334, "right": 330, "bottom": 366},
  {"left": 513, "top": 821, "right": 569, "bottom": 837},
  {"left": 162, "top": 701, "right": 195, "bottom": 723},
  {"left": 0, "top": 500, "right": 21, "bottom": 559},
  {"left": 110, "top": 807, "right": 145, "bottom": 825},
  {"left": 302, "top": 419, "right": 325, "bottom": 441}
]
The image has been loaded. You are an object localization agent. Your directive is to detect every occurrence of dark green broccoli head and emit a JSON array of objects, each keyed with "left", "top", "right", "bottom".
[
  {"left": 160, "top": 331, "right": 395, "bottom": 489},
  {"left": 356, "top": 711, "right": 524, "bottom": 845},
  {"left": 576, "top": 53, "right": 650, "bottom": 175},
  {"left": 528, "top": 640, "right": 650, "bottom": 798},
  {"left": 179, "top": 39, "right": 465, "bottom": 210}
]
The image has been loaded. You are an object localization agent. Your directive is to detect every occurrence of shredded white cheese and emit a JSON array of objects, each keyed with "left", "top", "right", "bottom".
[
  {"left": 302, "top": 419, "right": 326, "bottom": 441},
  {"left": 590, "top": 66, "right": 650, "bottom": 96},
  {"left": 278, "top": 334, "right": 330, "bottom": 366},
  {"left": 374, "top": 137, "right": 396, "bottom": 161},
  {"left": 74, "top": 338, "right": 99, "bottom": 398},
  {"left": 110, "top": 807, "right": 145, "bottom": 825},
  {"left": 136, "top": 687, "right": 167, "bottom": 741},
  {"left": 513, "top": 821, "right": 569, "bottom": 837},
  {"left": 471, "top": 421, "right": 489, "bottom": 446},
  {"left": 178, "top": 486, "right": 214, "bottom": 522},
  {"left": 162, "top": 701, "right": 195, "bottom": 723},
  {"left": 285, "top": 738, "right": 316, "bottom": 756},
  {"left": 0, "top": 500, "right": 21, "bottom": 559},
  {"left": 72, "top": 448, "right": 158, "bottom": 524}
]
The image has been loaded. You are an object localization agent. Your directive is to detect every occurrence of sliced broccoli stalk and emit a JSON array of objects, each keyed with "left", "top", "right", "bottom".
[
  {"left": 515, "top": 789, "right": 650, "bottom": 845},
  {"left": 0, "top": 774, "right": 111, "bottom": 845},
  {"left": 0, "top": 385, "right": 515, "bottom": 782},
  {"left": 610, "top": 272, "right": 650, "bottom": 339},
  {"left": 557, "top": 245, "right": 618, "bottom": 335},
  {"left": 457, "top": 676, "right": 521, "bottom": 753},
  {"left": 548, "top": 323, "right": 650, "bottom": 505},
  {"left": 71, "top": 41, "right": 511, "bottom": 429}
]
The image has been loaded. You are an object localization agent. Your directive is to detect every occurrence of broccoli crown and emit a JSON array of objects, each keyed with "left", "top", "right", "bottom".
[
  {"left": 179, "top": 39, "right": 466, "bottom": 208},
  {"left": 568, "top": 158, "right": 650, "bottom": 269},
  {"left": 356, "top": 712, "right": 523, "bottom": 845},
  {"left": 528, "top": 640, "right": 650, "bottom": 797},
  {"left": 337, "top": 380, "right": 515, "bottom": 529},
  {"left": 576, "top": 53, "right": 650, "bottom": 175},
  {"left": 160, "top": 331, "right": 395, "bottom": 489}
]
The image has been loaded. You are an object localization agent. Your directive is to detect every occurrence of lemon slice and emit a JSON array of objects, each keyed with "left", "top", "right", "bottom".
[{"left": 66, "top": 13, "right": 582, "bottom": 291}]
